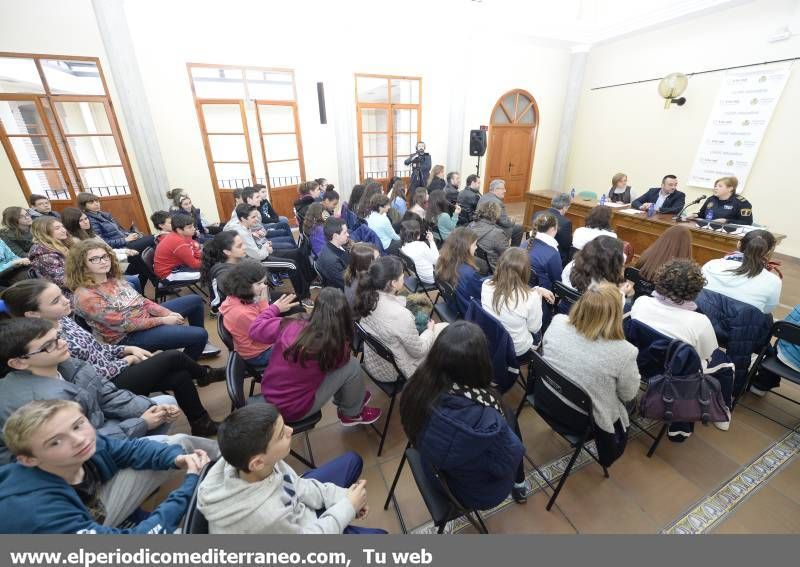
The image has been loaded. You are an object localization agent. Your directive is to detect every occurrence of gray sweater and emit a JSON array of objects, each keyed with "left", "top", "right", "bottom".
[{"left": 541, "top": 315, "right": 640, "bottom": 433}]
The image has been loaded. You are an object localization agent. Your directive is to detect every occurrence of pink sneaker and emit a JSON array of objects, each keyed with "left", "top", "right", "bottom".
[{"left": 339, "top": 406, "right": 382, "bottom": 427}]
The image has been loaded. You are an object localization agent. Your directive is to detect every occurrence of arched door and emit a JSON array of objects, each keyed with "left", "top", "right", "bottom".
[{"left": 485, "top": 89, "right": 539, "bottom": 203}]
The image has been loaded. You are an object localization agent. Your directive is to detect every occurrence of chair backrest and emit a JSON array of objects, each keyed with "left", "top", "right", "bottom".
[
  {"left": 773, "top": 320, "right": 800, "bottom": 347},
  {"left": 553, "top": 281, "right": 581, "bottom": 311},
  {"left": 398, "top": 249, "right": 417, "bottom": 276},
  {"left": 354, "top": 322, "right": 407, "bottom": 380},
  {"left": 405, "top": 446, "right": 465, "bottom": 526},
  {"left": 474, "top": 246, "right": 492, "bottom": 273},
  {"left": 624, "top": 266, "right": 655, "bottom": 299},
  {"left": 216, "top": 314, "right": 235, "bottom": 352},
  {"left": 434, "top": 274, "right": 459, "bottom": 314},
  {"left": 182, "top": 460, "right": 214, "bottom": 534},
  {"left": 528, "top": 350, "right": 594, "bottom": 438},
  {"left": 225, "top": 351, "right": 249, "bottom": 409},
  {"left": 139, "top": 247, "right": 160, "bottom": 286},
  {"left": 464, "top": 298, "right": 518, "bottom": 392}
]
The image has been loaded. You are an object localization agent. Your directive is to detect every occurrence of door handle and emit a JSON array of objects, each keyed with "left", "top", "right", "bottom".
[{"left": 507, "top": 162, "right": 513, "bottom": 172}]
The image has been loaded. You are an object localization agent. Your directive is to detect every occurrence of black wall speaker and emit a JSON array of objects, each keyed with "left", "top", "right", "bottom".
[
  {"left": 317, "top": 82, "right": 327, "bottom": 124},
  {"left": 469, "top": 129, "right": 487, "bottom": 156}
]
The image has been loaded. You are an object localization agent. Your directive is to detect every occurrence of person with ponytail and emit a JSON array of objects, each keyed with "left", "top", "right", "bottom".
[
  {"left": 354, "top": 256, "right": 445, "bottom": 383},
  {"left": 525, "top": 213, "right": 563, "bottom": 291},
  {"left": 28, "top": 216, "right": 74, "bottom": 297},
  {"left": 702, "top": 229, "right": 781, "bottom": 314}
]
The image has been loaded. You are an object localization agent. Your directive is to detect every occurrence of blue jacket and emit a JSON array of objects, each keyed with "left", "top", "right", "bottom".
[
  {"left": 85, "top": 210, "right": 130, "bottom": 249},
  {"left": 696, "top": 289, "right": 772, "bottom": 395},
  {"left": 350, "top": 223, "right": 385, "bottom": 255},
  {"left": 525, "top": 238, "right": 562, "bottom": 291},
  {"left": 416, "top": 393, "right": 524, "bottom": 511},
  {"left": 778, "top": 306, "right": 800, "bottom": 369},
  {"left": 0, "top": 435, "right": 194, "bottom": 534},
  {"left": 454, "top": 264, "right": 484, "bottom": 317},
  {"left": 465, "top": 298, "right": 518, "bottom": 393},
  {"left": 532, "top": 208, "right": 572, "bottom": 265}
]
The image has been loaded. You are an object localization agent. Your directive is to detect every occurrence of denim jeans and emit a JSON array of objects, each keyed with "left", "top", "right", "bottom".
[
  {"left": 245, "top": 347, "right": 272, "bottom": 369},
  {"left": 120, "top": 294, "right": 208, "bottom": 360}
]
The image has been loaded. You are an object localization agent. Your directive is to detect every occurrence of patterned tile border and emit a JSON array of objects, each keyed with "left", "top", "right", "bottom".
[{"left": 661, "top": 430, "right": 800, "bottom": 534}]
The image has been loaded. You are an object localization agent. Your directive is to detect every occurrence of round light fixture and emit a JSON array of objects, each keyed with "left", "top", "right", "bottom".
[{"left": 658, "top": 73, "right": 688, "bottom": 109}]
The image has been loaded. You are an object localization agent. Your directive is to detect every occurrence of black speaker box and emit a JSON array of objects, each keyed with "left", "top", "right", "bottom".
[{"left": 469, "top": 129, "right": 486, "bottom": 156}]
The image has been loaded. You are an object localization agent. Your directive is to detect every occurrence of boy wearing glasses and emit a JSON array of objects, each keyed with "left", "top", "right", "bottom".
[{"left": 0, "top": 318, "right": 195, "bottom": 465}]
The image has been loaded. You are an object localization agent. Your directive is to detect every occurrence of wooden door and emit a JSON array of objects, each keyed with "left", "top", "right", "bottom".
[{"left": 485, "top": 89, "right": 539, "bottom": 203}]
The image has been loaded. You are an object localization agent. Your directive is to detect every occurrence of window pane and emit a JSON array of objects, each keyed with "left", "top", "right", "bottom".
[
  {"left": 54, "top": 102, "right": 111, "bottom": 135},
  {"left": 0, "top": 57, "right": 45, "bottom": 94},
  {"left": 263, "top": 134, "right": 298, "bottom": 161},
  {"left": 246, "top": 70, "right": 294, "bottom": 100},
  {"left": 362, "top": 133, "right": 387, "bottom": 156},
  {"left": 363, "top": 157, "right": 389, "bottom": 178},
  {"left": 516, "top": 93, "right": 531, "bottom": 117},
  {"left": 393, "top": 134, "right": 416, "bottom": 157},
  {"left": 9, "top": 136, "right": 58, "bottom": 168},
  {"left": 190, "top": 66, "right": 245, "bottom": 98},
  {"left": 492, "top": 106, "right": 509, "bottom": 124},
  {"left": 67, "top": 136, "right": 121, "bottom": 167},
  {"left": 214, "top": 163, "right": 252, "bottom": 189},
  {"left": 208, "top": 134, "right": 248, "bottom": 162},
  {"left": 267, "top": 160, "right": 301, "bottom": 188},
  {"left": 356, "top": 76, "right": 388, "bottom": 103},
  {"left": 41, "top": 100, "right": 80, "bottom": 191},
  {"left": 258, "top": 104, "right": 295, "bottom": 133},
  {"left": 518, "top": 106, "right": 535, "bottom": 124},
  {"left": 360, "top": 108, "right": 388, "bottom": 132},
  {"left": 0, "top": 100, "right": 46, "bottom": 135},
  {"left": 201, "top": 104, "right": 244, "bottom": 133},
  {"left": 41, "top": 59, "right": 104, "bottom": 95},
  {"left": 22, "top": 170, "right": 69, "bottom": 200},
  {"left": 78, "top": 167, "right": 130, "bottom": 195},
  {"left": 394, "top": 157, "right": 413, "bottom": 179},
  {"left": 390, "top": 79, "right": 419, "bottom": 104},
  {"left": 393, "top": 108, "right": 417, "bottom": 132},
  {"left": 502, "top": 93, "right": 517, "bottom": 119}
]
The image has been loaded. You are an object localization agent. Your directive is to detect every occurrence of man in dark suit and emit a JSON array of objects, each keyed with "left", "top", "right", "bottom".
[
  {"left": 631, "top": 174, "right": 686, "bottom": 215},
  {"left": 532, "top": 192, "right": 573, "bottom": 265}
]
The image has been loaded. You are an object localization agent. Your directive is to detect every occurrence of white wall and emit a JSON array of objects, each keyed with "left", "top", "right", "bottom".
[{"left": 566, "top": 0, "right": 800, "bottom": 256}]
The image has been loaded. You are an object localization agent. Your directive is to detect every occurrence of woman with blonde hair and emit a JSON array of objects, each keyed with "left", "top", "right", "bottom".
[
  {"left": 427, "top": 164, "right": 446, "bottom": 193},
  {"left": 541, "top": 282, "right": 640, "bottom": 463},
  {"left": 482, "top": 248, "right": 554, "bottom": 357},
  {"left": 634, "top": 224, "right": 693, "bottom": 282},
  {"left": 607, "top": 172, "right": 636, "bottom": 204},
  {"left": 28, "top": 216, "right": 74, "bottom": 296}
]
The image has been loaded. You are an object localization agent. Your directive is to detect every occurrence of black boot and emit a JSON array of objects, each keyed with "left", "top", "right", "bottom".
[
  {"left": 196, "top": 365, "right": 226, "bottom": 387},
  {"left": 190, "top": 413, "right": 219, "bottom": 437}
]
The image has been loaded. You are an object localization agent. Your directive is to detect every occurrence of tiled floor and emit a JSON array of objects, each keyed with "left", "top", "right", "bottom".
[{"left": 153, "top": 201, "right": 800, "bottom": 534}]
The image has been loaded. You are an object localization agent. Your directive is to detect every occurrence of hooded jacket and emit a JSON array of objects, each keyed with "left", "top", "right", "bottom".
[
  {"left": 0, "top": 434, "right": 190, "bottom": 533},
  {"left": 197, "top": 458, "right": 354, "bottom": 534},
  {"left": 0, "top": 358, "right": 154, "bottom": 464},
  {"left": 85, "top": 210, "right": 130, "bottom": 249},
  {"left": 416, "top": 394, "right": 524, "bottom": 511},
  {"left": 468, "top": 218, "right": 508, "bottom": 272},
  {"left": 701, "top": 258, "right": 781, "bottom": 315}
]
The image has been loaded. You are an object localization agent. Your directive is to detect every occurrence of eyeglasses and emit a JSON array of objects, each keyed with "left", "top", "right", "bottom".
[
  {"left": 87, "top": 254, "right": 111, "bottom": 264},
  {"left": 21, "top": 332, "right": 65, "bottom": 359}
]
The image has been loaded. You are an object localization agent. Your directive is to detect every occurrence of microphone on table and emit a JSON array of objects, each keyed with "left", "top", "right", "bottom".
[{"left": 673, "top": 195, "right": 707, "bottom": 221}]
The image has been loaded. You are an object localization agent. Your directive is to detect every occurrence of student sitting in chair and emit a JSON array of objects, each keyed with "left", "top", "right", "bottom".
[
  {"left": 197, "top": 404, "right": 386, "bottom": 534},
  {"left": 153, "top": 212, "right": 202, "bottom": 282}
]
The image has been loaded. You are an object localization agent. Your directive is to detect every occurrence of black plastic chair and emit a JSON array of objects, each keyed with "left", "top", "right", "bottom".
[
  {"left": 516, "top": 351, "right": 609, "bottom": 511},
  {"left": 182, "top": 460, "right": 214, "bottom": 534},
  {"left": 217, "top": 314, "right": 265, "bottom": 399},
  {"left": 140, "top": 246, "right": 207, "bottom": 303},
  {"left": 432, "top": 275, "right": 460, "bottom": 323},
  {"left": 384, "top": 444, "right": 488, "bottom": 534},
  {"left": 398, "top": 250, "right": 437, "bottom": 305},
  {"left": 225, "top": 351, "right": 321, "bottom": 468},
  {"left": 624, "top": 266, "right": 655, "bottom": 300},
  {"left": 475, "top": 246, "right": 493, "bottom": 275},
  {"left": 354, "top": 322, "right": 407, "bottom": 456},
  {"left": 553, "top": 281, "right": 581, "bottom": 313}
]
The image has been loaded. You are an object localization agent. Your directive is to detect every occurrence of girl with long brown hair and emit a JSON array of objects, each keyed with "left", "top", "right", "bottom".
[
  {"left": 427, "top": 164, "right": 446, "bottom": 192},
  {"left": 436, "top": 227, "right": 484, "bottom": 315},
  {"left": 634, "top": 224, "right": 693, "bottom": 281},
  {"left": 28, "top": 216, "right": 74, "bottom": 296}
]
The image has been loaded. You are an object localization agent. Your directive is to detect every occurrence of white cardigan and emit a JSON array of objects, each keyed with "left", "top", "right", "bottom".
[{"left": 630, "top": 296, "right": 718, "bottom": 361}]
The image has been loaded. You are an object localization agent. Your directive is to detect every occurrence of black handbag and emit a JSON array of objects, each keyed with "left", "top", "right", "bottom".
[{"left": 640, "top": 340, "right": 729, "bottom": 424}]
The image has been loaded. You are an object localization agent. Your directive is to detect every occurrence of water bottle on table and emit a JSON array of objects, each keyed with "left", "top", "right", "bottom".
[
  {"left": 647, "top": 203, "right": 655, "bottom": 218},
  {"left": 570, "top": 187, "right": 576, "bottom": 200},
  {"left": 599, "top": 194, "right": 606, "bottom": 206}
]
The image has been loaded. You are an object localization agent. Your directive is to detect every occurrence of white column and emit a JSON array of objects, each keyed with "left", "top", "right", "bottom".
[
  {"left": 446, "top": 76, "right": 467, "bottom": 177},
  {"left": 551, "top": 46, "right": 589, "bottom": 192},
  {"left": 92, "top": 0, "right": 170, "bottom": 211},
  {"left": 328, "top": 74, "right": 358, "bottom": 199}
]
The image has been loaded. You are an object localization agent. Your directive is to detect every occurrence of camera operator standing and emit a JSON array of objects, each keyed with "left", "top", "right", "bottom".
[{"left": 404, "top": 141, "right": 431, "bottom": 193}]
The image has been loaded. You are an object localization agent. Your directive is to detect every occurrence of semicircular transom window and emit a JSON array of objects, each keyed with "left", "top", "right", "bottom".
[{"left": 491, "top": 91, "right": 536, "bottom": 125}]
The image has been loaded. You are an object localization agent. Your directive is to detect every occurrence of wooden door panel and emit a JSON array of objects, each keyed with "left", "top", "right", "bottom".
[
  {"left": 270, "top": 185, "right": 299, "bottom": 226},
  {"left": 485, "top": 127, "right": 533, "bottom": 203}
]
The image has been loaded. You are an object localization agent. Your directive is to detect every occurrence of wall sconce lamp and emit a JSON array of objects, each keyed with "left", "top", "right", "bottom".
[{"left": 658, "top": 73, "right": 688, "bottom": 108}]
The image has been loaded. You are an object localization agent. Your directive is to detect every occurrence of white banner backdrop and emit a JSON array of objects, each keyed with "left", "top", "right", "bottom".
[{"left": 688, "top": 62, "right": 793, "bottom": 192}]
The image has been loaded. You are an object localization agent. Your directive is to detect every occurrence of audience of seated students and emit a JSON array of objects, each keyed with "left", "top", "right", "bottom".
[
  {"left": 469, "top": 200, "right": 509, "bottom": 272},
  {"left": 344, "top": 243, "right": 379, "bottom": 307},
  {"left": 253, "top": 184, "right": 292, "bottom": 238},
  {"left": 200, "top": 230, "right": 246, "bottom": 308},
  {"left": 321, "top": 189, "right": 339, "bottom": 217},
  {"left": 482, "top": 248, "right": 555, "bottom": 357},
  {"left": 572, "top": 205, "right": 617, "bottom": 250},
  {"left": 457, "top": 174, "right": 481, "bottom": 226},
  {"left": 224, "top": 204, "right": 312, "bottom": 306},
  {"left": 240, "top": 187, "right": 296, "bottom": 250},
  {"left": 77, "top": 192, "right": 154, "bottom": 287},
  {"left": 563, "top": 236, "right": 633, "bottom": 300},
  {"left": 399, "top": 220, "right": 438, "bottom": 285},
  {"left": 354, "top": 256, "right": 444, "bottom": 383},
  {"left": 633, "top": 224, "right": 693, "bottom": 283},
  {"left": 478, "top": 179, "right": 523, "bottom": 247},
  {"left": 303, "top": 202, "right": 328, "bottom": 257},
  {"left": 1, "top": 206, "right": 33, "bottom": 257},
  {"left": 1, "top": 280, "right": 222, "bottom": 436},
  {"left": 532, "top": 192, "right": 573, "bottom": 265},
  {"left": 750, "top": 303, "right": 800, "bottom": 396},
  {"left": 28, "top": 216, "right": 74, "bottom": 297},
  {"left": 0, "top": 238, "right": 31, "bottom": 287},
  {"left": 702, "top": 229, "right": 781, "bottom": 315},
  {"left": 525, "top": 213, "right": 563, "bottom": 290},
  {"left": 175, "top": 194, "right": 218, "bottom": 243},
  {"left": 249, "top": 288, "right": 381, "bottom": 426},
  {"left": 409, "top": 187, "right": 428, "bottom": 218},
  {"left": 444, "top": 171, "right": 460, "bottom": 205},
  {"left": 631, "top": 259, "right": 719, "bottom": 363},
  {"left": 219, "top": 261, "right": 275, "bottom": 368},
  {"left": 152, "top": 212, "right": 202, "bottom": 282},
  {"left": 317, "top": 217, "right": 351, "bottom": 290},
  {"left": 61, "top": 207, "right": 95, "bottom": 242},
  {"left": 67, "top": 239, "right": 213, "bottom": 360},
  {"left": 436, "top": 227, "right": 485, "bottom": 315},
  {"left": 357, "top": 182, "right": 383, "bottom": 220},
  {"left": 541, "top": 283, "right": 640, "bottom": 465},
  {"left": 0, "top": 318, "right": 184, "bottom": 463},
  {"left": 294, "top": 180, "right": 322, "bottom": 228},
  {"left": 389, "top": 179, "right": 407, "bottom": 216},
  {"left": 0, "top": 399, "right": 214, "bottom": 533},
  {"left": 28, "top": 194, "right": 60, "bottom": 220},
  {"left": 427, "top": 164, "right": 446, "bottom": 193},
  {"left": 399, "top": 321, "right": 529, "bottom": 508},
  {"left": 198, "top": 404, "right": 384, "bottom": 534},
  {"left": 426, "top": 189, "right": 459, "bottom": 241}
]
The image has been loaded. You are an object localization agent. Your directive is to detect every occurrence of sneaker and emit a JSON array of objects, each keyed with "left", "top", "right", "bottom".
[
  {"left": 749, "top": 385, "right": 768, "bottom": 397},
  {"left": 511, "top": 480, "right": 531, "bottom": 504},
  {"left": 190, "top": 414, "right": 220, "bottom": 437},
  {"left": 339, "top": 406, "right": 382, "bottom": 427},
  {"left": 200, "top": 342, "right": 221, "bottom": 358},
  {"left": 301, "top": 298, "right": 315, "bottom": 309},
  {"left": 713, "top": 420, "right": 731, "bottom": 431},
  {"left": 269, "top": 273, "right": 283, "bottom": 287},
  {"left": 196, "top": 365, "right": 226, "bottom": 387}
]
